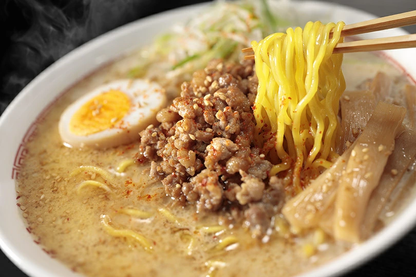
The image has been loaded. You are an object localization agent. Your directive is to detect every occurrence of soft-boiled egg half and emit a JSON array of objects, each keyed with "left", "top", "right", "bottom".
[{"left": 59, "top": 79, "right": 167, "bottom": 149}]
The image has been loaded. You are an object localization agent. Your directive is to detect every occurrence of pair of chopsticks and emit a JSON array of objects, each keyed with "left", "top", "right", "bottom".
[{"left": 243, "top": 10, "right": 416, "bottom": 59}]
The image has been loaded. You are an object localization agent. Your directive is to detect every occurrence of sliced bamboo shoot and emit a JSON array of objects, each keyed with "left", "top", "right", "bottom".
[
  {"left": 361, "top": 129, "right": 416, "bottom": 238},
  {"left": 370, "top": 71, "right": 391, "bottom": 102},
  {"left": 282, "top": 146, "right": 353, "bottom": 229},
  {"left": 334, "top": 102, "right": 406, "bottom": 243},
  {"left": 338, "top": 90, "right": 376, "bottom": 153},
  {"left": 378, "top": 168, "right": 416, "bottom": 224},
  {"left": 404, "top": 85, "right": 416, "bottom": 129}
]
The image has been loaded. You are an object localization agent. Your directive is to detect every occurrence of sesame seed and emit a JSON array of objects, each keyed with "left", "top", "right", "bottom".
[
  {"left": 351, "top": 150, "right": 356, "bottom": 157},
  {"left": 210, "top": 80, "right": 219, "bottom": 90},
  {"left": 364, "top": 172, "right": 373, "bottom": 179},
  {"left": 200, "top": 87, "right": 207, "bottom": 93},
  {"left": 345, "top": 141, "right": 352, "bottom": 148},
  {"left": 343, "top": 95, "right": 350, "bottom": 101},
  {"left": 378, "top": 145, "right": 386, "bottom": 152},
  {"left": 204, "top": 94, "right": 211, "bottom": 100},
  {"left": 391, "top": 169, "right": 398, "bottom": 176},
  {"left": 111, "top": 117, "right": 118, "bottom": 123},
  {"left": 206, "top": 76, "right": 213, "bottom": 82},
  {"left": 152, "top": 132, "right": 157, "bottom": 137},
  {"left": 362, "top": 148, "right": 369, "bottom": 153},
  {"left": 175, "top": 184, "right": 181, "bottom": 188},
  {"left": 204, "top": 100, "right": 213, "bottom": 106},
  {"left": 189, "top": 134, "right": 196, "bottom": 140},
  {"left": 147, "top": 124, "right": 154, "bottom": 129},
  {"left": 206, "top": 128, "right": 213, "bottom": 132},
  {"left": 177, "top": 127, "right": 184, "bottom": 132},
  {"left": 193, "top": 104, "right": 198, "bottom": 110},
  {"left": 218, "top": 94, "right": 226, "bottom": 100},
  {"left": 259, "top": 154, "right": 265, "bottom": 158}
]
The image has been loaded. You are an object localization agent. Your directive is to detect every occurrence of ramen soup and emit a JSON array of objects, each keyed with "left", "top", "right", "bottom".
[{"left": 14, "top": 5, "right": 416, "bottom": 276}]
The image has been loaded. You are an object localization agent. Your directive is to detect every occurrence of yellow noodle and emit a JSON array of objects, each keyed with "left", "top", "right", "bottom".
[
  {"left": 210, "top": 236, "right": 238, "bottom": 252},
  {"left": 70, "top": 165, "right": 113, "bottom": 181},
  {"left": 77, "top": 180, "right": 112, "bottom": 194},
  {"left": 118, "top": 208, "right": 153, "bottom": 219},
  {"left": 252, "top": 21, "right": 345, "bottom": 191},
  {"left": 100, "top": 215, "right": 152, "bottom": 251},
  {"left": 199, "top": 226, "right": 226, "bottom": 234},
  {"left": 274, "top": 216, "right": 290, "bottom": 238},
  {"left": 205, "top": 260, "right": 227, "bottom": 277},
  {"left": 158, "top": 208, "right": 180, "bottom": 225},
  {"left": 116, "top": 159, "right": 135, "bottom": 173},
  {"left": 179, "top": 233, "right": 195, "bottom": 255}
]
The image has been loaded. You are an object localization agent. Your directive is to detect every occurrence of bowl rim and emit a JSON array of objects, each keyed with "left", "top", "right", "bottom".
[{"left": 1, "top": 1, "right": 415, "bottom": 277}]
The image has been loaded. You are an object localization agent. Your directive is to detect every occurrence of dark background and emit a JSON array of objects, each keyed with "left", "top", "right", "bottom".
[{"left": 1, "top": 0, "right": 416, "bottom": 276}]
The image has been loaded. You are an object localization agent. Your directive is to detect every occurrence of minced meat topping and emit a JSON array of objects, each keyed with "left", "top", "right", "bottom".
[{"left": 135, "top": 59, "right": 284, "bottom": 238}]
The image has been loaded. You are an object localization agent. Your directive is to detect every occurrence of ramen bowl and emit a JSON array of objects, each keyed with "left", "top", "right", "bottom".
[{"left": 1, "top": 2, "right": 416, "bottom": 277}]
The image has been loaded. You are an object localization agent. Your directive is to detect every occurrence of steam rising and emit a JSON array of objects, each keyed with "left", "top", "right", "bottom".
[{"left": 0, "top": 0, "right": 208, "bottom": 114}]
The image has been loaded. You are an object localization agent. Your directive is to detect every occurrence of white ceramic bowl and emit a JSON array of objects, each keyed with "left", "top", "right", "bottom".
[{"left": 1, "top": 2, "right": 415, "bottom": 277}]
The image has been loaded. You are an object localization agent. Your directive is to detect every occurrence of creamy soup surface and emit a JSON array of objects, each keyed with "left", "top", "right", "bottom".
[{"left": 16, "top": 50, "right": 414, "bottom": 277}]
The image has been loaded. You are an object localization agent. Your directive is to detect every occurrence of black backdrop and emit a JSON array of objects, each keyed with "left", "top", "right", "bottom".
[{"left": 1, "top": 0, "right": 416, "bottom": 276}]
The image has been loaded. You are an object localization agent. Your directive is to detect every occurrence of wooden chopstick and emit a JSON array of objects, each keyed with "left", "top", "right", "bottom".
[
  {"left": 333, "top": 33, "right": 416, "bottom": 54},
  {"left": 242, "top": 9, "right": 416, "bottom": 58},
  {"left": 341, "top": 10, "right": 416, "bottom": 37}
]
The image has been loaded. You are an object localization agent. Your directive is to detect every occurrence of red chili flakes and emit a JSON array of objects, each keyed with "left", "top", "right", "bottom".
[
  {"left": 125, "top": 190, "right": 133, "bottom": 198},
  {"left": 125, "top": 144, "right": 135, "bottom": 150}
]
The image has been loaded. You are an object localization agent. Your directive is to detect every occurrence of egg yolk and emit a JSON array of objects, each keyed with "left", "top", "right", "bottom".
[{"left": 69, "top": 90, "right": 131, "bottom": 136}]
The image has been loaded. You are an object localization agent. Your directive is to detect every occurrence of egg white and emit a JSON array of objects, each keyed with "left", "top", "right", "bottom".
[{"left": 59, "top": 79, "right": 167, "bottom": 149}]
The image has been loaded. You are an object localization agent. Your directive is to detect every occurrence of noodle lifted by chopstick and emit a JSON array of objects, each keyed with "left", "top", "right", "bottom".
[{"left": 251, "top": 21, "right": 346, "bottom": 192}]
